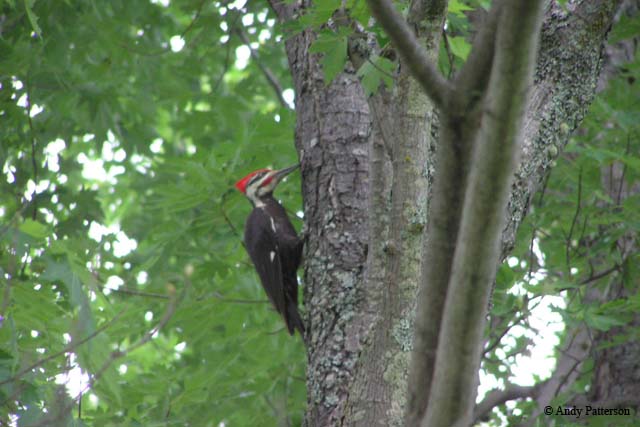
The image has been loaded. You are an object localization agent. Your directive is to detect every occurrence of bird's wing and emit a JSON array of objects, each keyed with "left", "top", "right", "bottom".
[{"left": 244, "top": 208, "right": 286, "bottom": 316}]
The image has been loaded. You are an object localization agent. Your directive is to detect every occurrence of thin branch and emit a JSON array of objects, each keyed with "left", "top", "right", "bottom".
[
  {"left": 220, "top": 198, "right": 242, "bottom": 240},
  {"left": 483, "top": 307, "right": 529, "bottom": 357},
  {"left": 117, "top": 286, "right": 179, "bottom": 355},
  {"left": 536, "top": 168, "right": 552, "bottom": 207},
  {"left": 608, "top": 162, "right": 614, "bottom": 197},
  {"left": 555, "top": 264, "right": 621, "bottom": 291},
  {"left": 575, "top": 213, "right": 590, "bottom": 257},
  {"left": 203, "top": 291, "right": 269, "bottom": 304},
  {"left": 212, "top": 12, "right": 242, "bottom": 93},
  {"left": 180, "top": 0, "right": 206, "bottom": 39},
  {"left": 213, "top": 38, "right": 234, "bottom": 93},
  {"left": 615, "top": 135, "right": 631, "bottom": 205},
  {"left": 283, "top": 376, "right": 292, "bottom": 427},
  {"left": 366, "top": 0, "right": 452, "bottom": 108},
  {"left": 365, "top": 56, "right": 396, "bottom": 79},
  {"left": 235, "top": 28, "right": 290, "bottom": 109},
  {"left": 28, "top": 100, "right": 38, "bottom": 186},
  {"left": 0, "top": 276, "right": 11, "bottom": 320},
  {"left": 103, "top": 286, "right": 170, "bottom": 299},
  {"left": 88, "top": 269, "right": 172, "bottom": 300},
  {"left": 264, "top": 395, "right": 280, "bottom": 424},
  {"left": 25, "top": 78, "right": 38, "bottom": 221}
]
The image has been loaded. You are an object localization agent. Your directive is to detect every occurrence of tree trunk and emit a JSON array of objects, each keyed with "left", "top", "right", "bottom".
[{"left": 269, "top": 1, "right": 623, "bottom": 426}]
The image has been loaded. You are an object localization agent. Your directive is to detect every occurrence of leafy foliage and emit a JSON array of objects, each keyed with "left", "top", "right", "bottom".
[{"left": 1, "top": 1, "right": 304, "bottom": 425}]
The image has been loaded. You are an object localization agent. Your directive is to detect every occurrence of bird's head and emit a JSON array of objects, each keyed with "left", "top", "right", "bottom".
[{"left": 235, "top": 164, "right": 299, "bottom": 205}]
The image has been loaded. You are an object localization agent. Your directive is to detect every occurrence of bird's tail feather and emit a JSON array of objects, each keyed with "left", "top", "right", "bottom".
[{"left": 286, "top": 303, "right": 305, "bottom": 337}]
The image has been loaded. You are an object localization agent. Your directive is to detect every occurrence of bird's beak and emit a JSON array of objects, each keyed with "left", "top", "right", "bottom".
[{"left": 273, "top": 164, "right": 299, "bottom": 182}]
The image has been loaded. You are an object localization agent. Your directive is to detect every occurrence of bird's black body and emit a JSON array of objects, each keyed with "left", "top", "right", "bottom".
[
  {"left": 235, "top": 165, "right": 305, "bottom": 336},
  {"left": 244, "top": 197, "right": 304, "bottom": 335}
]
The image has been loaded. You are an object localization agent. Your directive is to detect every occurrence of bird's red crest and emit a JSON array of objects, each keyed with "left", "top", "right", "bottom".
[{"left": 235, "top": 169, "right": 270, "bottom": 193}]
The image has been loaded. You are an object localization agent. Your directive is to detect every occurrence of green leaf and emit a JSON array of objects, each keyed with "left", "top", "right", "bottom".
[
  {"left": 448, "top": 36, "right": 471, "bottom": 61},
  {"left": 448, "top": 0, "right": 474, "bottom": 16},
  {"left": 583, "top": 308, "right": 630, "bottom": 331},
  {"left": 19, "top": 219, "right": 49, "bottom": 239},
  {"left": 348, "top": 0, "right": 371, "bottom": 27},
  {"left": 309, "top": 30, "right": 348, "bottom": 85},
  {"left": 356, "top": 55, "right": 395, "bottom": 96},
  {"left": 296, "top": 0, "right": 341, "bottom": 28}
]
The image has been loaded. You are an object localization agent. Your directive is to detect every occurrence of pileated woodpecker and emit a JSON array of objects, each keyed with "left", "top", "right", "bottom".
[{"left": 235, "top": 165, "right": 305, "bottom": 336}]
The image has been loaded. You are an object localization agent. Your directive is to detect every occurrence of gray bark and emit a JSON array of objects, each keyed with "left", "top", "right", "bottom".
[{"left": 503, "top": 0, "right": 622, "bottom": 259}]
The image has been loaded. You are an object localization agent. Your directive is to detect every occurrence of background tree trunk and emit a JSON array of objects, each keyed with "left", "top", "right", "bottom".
[{"left": 583, "top": 101, "right": 640, "bottom": 418}]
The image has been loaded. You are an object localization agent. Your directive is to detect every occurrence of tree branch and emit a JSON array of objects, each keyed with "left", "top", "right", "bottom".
[
  {"left": 366, "top": 0, "right": 452, "bottom": 108},
  {"left": 406, "top": 72, "right": 473, "bottom": 427},
  {"left": 472, "top": 383, "right": 543, "bottom": 425},
  {"left": 102, "top": 286, "right": 170, "bottom": 299},
  {"left": 454, "top": 0, "right": 503, "bottom": 98},
  {"left": 420, "top": 2, "right": 545, "bottom": 427},
  {"left": 205, "top": 291, "right": 269, "bottom": 304},
  {"left": 405, "top": 4, "right": 502, "bottom": 422},
  {"left": 580, "top": 264, "right": 620, "bottom": 285}
]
